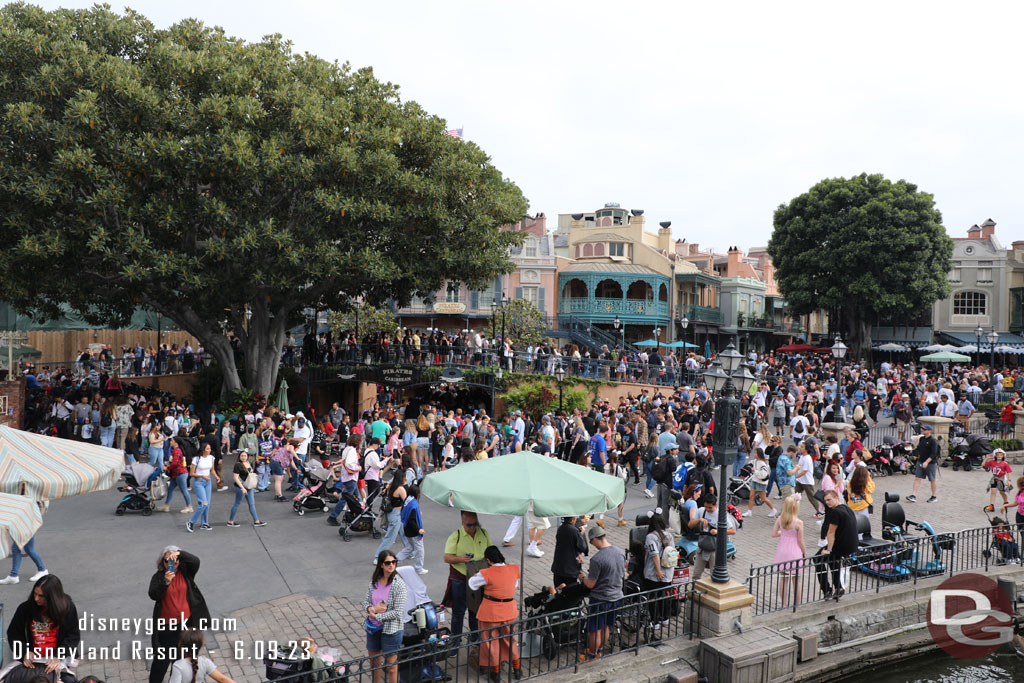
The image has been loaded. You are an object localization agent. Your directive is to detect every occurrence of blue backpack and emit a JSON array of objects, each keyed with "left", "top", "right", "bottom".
[{"left": 672, "top": 463, "right": 692, "bottom": 491}]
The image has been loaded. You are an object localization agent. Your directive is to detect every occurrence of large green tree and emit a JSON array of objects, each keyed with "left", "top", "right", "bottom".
[
  {"left": 0, "top": 4, "right": 527, "bottom": 395},
  {"left": 768, "top": 173, "right": 953, "bottom": 355}
]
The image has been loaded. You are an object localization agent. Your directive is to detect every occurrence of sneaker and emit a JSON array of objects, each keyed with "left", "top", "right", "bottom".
[
  {"left": 927, "top": 496, "right": 937, "bottom": 503},
  {"left": 275, "top": 496, "right": 287, "bottom": 502},
  {"left": 416, "top": 568, "right": 430, "bottom": 575},
  {"left": 596, "top": 519, "right": 605, "bottom": 529},
  {"left": 906, "top": 495, "right": 917, "bottom": 503},
  {"left": 526, "top": 545, "right": 543, "bottom": 558},
  {"left": 217, "top": 486, "right": 229, "bottom": 492},
  {"left": 157, "top": 505, "right": 170, "bottom": 513},
  {"left": 984, "top": 505, "right": 995, "bottom": 512},
  {"left": 180, "top": 506, "right": 193, "bottom": 514},
  {"left": 742, "top": 510, "right": 752, "bottom": 517},
  {"left": 643, "top": 489, "right": 655, "bottom": 498},
  {"left": 814, "top": 513, "right": 824, "bottom": 519},
  {"left": 767, "top": 509, "right": 778, "bottom": 518},
  {"left": 617, "top": 520, "right": 628, "bottom": 527},
  {"left": 0, "top": 576, "right": 19, "bottom": 585},
  {"left": 226, "top": 521, "right": 240, "bottom": 527},
  {"left": 185, "top": 521, "right": 195, "bottom": 533},
  {"left": 200, "top": 524, "right": 212, "bottom": 531},
  {"left": 254, "top": 521, "right": 267, "bottom": 527},
  {"left": 326, "top": 517, "right": 340, "bottom": 526}
]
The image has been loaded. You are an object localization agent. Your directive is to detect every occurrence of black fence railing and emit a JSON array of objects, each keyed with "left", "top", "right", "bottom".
[
  {"left": 747, "top": 525, "right": 1006, "bottom": 616},
  {"left": 260, "top": 582, "right": 701, "bottom": 682},
  {"left": 858, "top": 417, "right": 1017, "bottom": 449}
]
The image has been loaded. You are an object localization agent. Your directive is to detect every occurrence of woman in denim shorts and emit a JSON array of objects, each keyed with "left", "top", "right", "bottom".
[{"left": 362, "top": 550, "right": 408, "bottom": 680}]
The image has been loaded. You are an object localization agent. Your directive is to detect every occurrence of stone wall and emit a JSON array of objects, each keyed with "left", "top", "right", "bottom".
[{"left": 0, "top": 378, "right": 25, "bottom": 428}]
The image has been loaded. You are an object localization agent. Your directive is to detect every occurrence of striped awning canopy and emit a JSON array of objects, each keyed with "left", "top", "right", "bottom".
[
  {"left": 0, "top": 426, "right": 123, "bottom": 500},
  {"left": 0, "top": 493, "right": 43, "bottom": 558}
]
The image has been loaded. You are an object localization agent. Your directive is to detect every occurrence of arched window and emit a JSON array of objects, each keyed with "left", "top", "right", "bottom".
[
  {"left": 583, "top": 243, "right": 594, "bottom": 257},
  {"left": 562, "top": 279, "right": 587, "bottom": 299},
  {"left": 658, "top": 283, "right": 668, "bottom": 302},
  {"left": 594, "top": 243, "right": 605, "bottom": 256},
  {"left": 626, "top": 281, "right": 653, "bottom": 301},
  {"left": 953, "top": 291, "right": 987, "bottom": 316},
  {"left": 596, "top": 279, "right": 623, "bottom": 298},
  {"left": 574, "top": 245, "right": 580, "bottom": 258}
]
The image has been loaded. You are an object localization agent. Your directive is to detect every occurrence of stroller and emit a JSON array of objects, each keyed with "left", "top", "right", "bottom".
[
  {"left": 396, "top": 566, "right": 451, "bottom": 682},
  {"left": 946, "top": 433, "right": 989, "bottom": 471},
  {"left": 523, "top": 582, "right": 591, "bottom": 661},
  {"left": 983, "top": 509, "right": 1021, "bottom": 566},
  {"left": 726, "top": 463, "right": 759, "bottom": 507},
  {"left": 338, "top": 487, "right": 382, "bottom": 542},
  {"left": 115, "top": 463, "right": 157, "bottom": 516},
  {"left": 293, "top": 461, "right": 338, "bottom": 515}
]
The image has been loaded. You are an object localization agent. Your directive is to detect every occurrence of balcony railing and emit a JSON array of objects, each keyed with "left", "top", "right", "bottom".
[
  {"left": 685, "top": 305, "right": 722, "bottom": 323},
  {"left": 559, "top": 297, "right": 669, "bottom": 318}
]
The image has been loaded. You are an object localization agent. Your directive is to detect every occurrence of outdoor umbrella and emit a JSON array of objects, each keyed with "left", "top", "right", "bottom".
[
  {"left": 0, "top": 492, "right": 43, "bottom": 559},
  {"left": 875, "top": 343, "right": 908, "bottom": 352},
  {"left": 920, "top": 344, "right": 959, "bottom": 353},
  {"left": 0, "top": 426, "right": 123, "bottom": 500},
  {"left": 274, "top": 378, "right": 290, "bottom": 414},
  {"left": 919, "top": 351, "right": 972, "bottom": 363},
  {"left": 994, "top": 345, "right": 1024, "bottom": 354},
  {"left": 421, "top": 451, "right": 626, "bottom": 610},
  {"left": 634, "top": 339, "right": 659, "bottom": 347}
]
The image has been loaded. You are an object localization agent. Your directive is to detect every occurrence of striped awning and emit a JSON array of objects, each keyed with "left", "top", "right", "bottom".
[
  {"left": 0, "top": 426, "right": 124, "bottom": 500},
  {"left": 0, "top": 493, "right": 43, "bottom": 558}
]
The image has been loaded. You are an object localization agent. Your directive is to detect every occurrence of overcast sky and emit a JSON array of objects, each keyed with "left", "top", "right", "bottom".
[{"left": 31, "top": 1, "right": 1024, "bottom": 249}]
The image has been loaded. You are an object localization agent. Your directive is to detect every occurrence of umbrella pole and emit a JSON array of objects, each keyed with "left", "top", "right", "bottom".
[{"left": 519, "top": 514, "right": 526, "bottom": 614}]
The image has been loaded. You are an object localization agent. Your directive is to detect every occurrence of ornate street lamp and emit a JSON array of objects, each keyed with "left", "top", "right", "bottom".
[
  {"left": 975, "top": 325, "right": 984, "bottom": 367},
  {"left": 987, "top": 330, "right": 999, "bottom": 395},
  {"left": 703, "top": 343, "right": 755, "bottom": 584},
  {"left": 554, "top": 365, "right": 567, "bottom": 412},
  {"left": 613, "top": 316, "right": 624, "bottom": 349},
  {"left": 680, "top": 314, "right": 690, "bottom": 382},
  {"left": 831, "top": 334, "right": 848, "bottom": 422}
]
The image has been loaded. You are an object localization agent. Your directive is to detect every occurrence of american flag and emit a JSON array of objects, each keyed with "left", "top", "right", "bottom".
[{"left": 444, "top": 127, "right": 463, "bottom": 139}]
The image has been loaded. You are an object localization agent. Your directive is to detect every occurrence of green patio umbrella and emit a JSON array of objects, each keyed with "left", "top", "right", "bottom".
[
  {"left": 919, "top": 351, "right": 972, "bottom": 363},
  {"left": 421, "top": 451, "right": 626, "bottom": 610},
  {"left": 273, "top": 378, "right": 290, "bottom": 414}
]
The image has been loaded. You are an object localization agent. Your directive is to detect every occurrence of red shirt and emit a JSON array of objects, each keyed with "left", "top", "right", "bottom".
[
  {"left": 161, "top": 571, "right": 191, "bottom": 624},
  {"left": 31, "top": 613, "right": 57, "bottom": 656},
  {"left": 990, "top": 460, "right": 1012, "bottom": 479}
]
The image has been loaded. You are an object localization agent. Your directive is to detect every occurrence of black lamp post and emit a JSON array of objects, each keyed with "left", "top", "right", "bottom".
[
  {"left": 988, "top": 330, "right": 999, "bottom": 394},
  {"left": 975, "top": 325, "right": 983, "bottom": 367},
  {"left": 831, "top": 334, "right": 847, "bottom": 422},
  {"left": 680, "top": 314, "right": 690, "bottom": 383},
  {"left": 613, "top": 316, "right": 624, "bottom": 349},
  {"left": 703, "top": 343, "right": 754, "bottom": 584},
  {"left": 555, "top": 365, "right": 567, "bottom": 412}
]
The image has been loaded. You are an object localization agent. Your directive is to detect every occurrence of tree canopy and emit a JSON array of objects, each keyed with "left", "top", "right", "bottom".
[
  {"left": 0, "top": 4, "right": 527, "bottom": 395},
  {"left": 768, "top": 173, "right": 953, "bottom": 353},
  {"left": 329, "top": 302, "right": 399, "bottom": 340},
  {"left": 501, "top": 298, "right": 546, "bottom": 349}
]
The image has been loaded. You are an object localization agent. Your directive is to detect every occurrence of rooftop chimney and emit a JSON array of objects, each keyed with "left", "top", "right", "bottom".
[
  {"left": 967, "top": 224, "right": 981, "bottom": 239},
  {"left": 727, "top": 246, "right": 742, "bottom": 277},
  {"left": 981, "top": 218, "right": 996, "bottom": 239}
]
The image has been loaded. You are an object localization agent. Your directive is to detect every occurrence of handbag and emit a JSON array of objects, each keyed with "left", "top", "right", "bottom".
[
  {"left": 150, "top": 475, "right": 168, "bottom": 501},
  {"left": 364, "top": 617, "right": 383, "bottom": 635},
  {"left": 698, "top": 534, "right": 717, "bottom": 552},
  {"left": 243, "top": 472, "right": 259, "bottom": 490}
]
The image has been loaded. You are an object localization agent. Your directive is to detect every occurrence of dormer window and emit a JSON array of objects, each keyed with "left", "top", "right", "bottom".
[
  {"left": 524, "top": 238, "right": 537, "bottom": 258},
  {"left": 609, "top": 243, "right": 624, "bottom": 257}
]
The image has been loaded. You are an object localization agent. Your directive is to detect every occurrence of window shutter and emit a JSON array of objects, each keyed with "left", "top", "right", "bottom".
[
  {"left": 538, "top": 287, "right": 546, "bottom": 312},
  {"left": 471, "top": 291, "right": 480, "bottom": 309},
  {"left": 515, "top": 287, "right": 524, "bottom": 301}
]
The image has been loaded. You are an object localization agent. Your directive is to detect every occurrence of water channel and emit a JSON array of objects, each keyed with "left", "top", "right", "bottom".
[{"left": 848, "top": 648, "right": 1024, "bottom": 682}]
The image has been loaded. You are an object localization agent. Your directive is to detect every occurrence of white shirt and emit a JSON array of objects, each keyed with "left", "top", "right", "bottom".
[
  {"left": 789, "top": 415, "right": 809, "bottom": 436},
  {"left": 796, "top": 453, "right": 815, "bottom": 485},
  {"left": 937, "top": 386, "right": 956, "bottom": 402},
  {"left": 293, "top": 424, "right": 312, "bottom": 454},
  {"left": 193, "top": 454, "right": 215, "bottom": 478},
  {"left": 467, "top": 563, "right": 519, "bottom": 591},
  {"left": 936, "top": 400, "right": 957, "bottom": 418}
]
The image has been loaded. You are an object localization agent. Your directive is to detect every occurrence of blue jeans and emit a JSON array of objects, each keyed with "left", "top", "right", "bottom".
[
  {"left": 148, "top": 446, "right": 164, "bottom": 471},
  {"left": 374, "top": 508, "right": 402, "bottom": 560},
  {"left": 166, "top": 473, "right": 191, "bottom": 508},
  {"left": 8, "top": 536, "right": 45, "bottom": 577},
  {"left": 100, "top": 425, "right": 116, "bottom": 448},
  {"left": 733, "top": 451, "right": 748, "bottom": 478},
  {"left": 766, "top": 467, "right": 779, "bottom": 497},
  {"left": 644, "top": 460, "right": 654, "bottom": 490},
  {"left": 257, "top": 462, "right": 270, "bottom": 490},
  {"left": 449, "top": 577, "right": 478, "bottom": 641},
  {"left": 230, "top": 485, "right": 258, "bottom": 522},
  {"left": 329, "top": 480, "right": 359, "bottom": 519},
  {"left": 189, "top": 478, "right": 212, "bottom": 526},
  {"left": 290, "top": 453, "right": 307, "bottom": 488}
]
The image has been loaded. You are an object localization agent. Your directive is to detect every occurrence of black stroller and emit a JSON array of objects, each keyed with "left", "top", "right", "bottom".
[
  {"left": 115, "top": 463, "right": 156, "bottom": 516},
  {"left": 946, "top": 433, "right": 988, "bottom": 471},
  {"left": 338, "top": 487, "right": 382, "bottom": 542},
  {"left": 523, "top": 583, "right": 590, "bottom": 661}
]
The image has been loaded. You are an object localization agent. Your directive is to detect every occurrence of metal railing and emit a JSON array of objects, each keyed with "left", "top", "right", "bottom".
[
  {"left": 260, "top": 582, "right": 701, "bottom": 682},
  {"left": 857, "top": 416, "right": 1017, "bottom": 449},
  {"left": 685, "top": 305, "right": 722, "bottom": 324},
  {"left": 747, "top": 525, "right": 1004, "bottom": 616}
]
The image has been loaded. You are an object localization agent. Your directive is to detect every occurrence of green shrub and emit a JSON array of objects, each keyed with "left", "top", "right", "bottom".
[{"left": 989, "top": 438, "right": 1022, "bottom": 452}]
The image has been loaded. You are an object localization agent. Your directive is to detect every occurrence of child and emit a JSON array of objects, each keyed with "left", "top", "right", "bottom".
[
  {"left": 396, "top": 484, "right": 427, "bottom": 574},
  {"left": 169, "top": 629, "right": 236, "bottom": 683},
  {"left": 989, "top": 516, "right": 1021, "bottom": 564},
  {"left": 984, "top": 448, "right": 1013, "bottom": 512},
  {"left": 772, "top": 495, "right": 806, "bottom": 607},
  {"left": 441, "top": 435, "right": 456, "bottom": 469},
  {"left": 81, "top": 417, "right": 95, "bottom": 443}
]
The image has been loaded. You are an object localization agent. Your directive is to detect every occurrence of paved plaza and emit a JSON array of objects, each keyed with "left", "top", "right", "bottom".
[{"left": 0, "top": 444, "right": 1001, "bottom": 682}]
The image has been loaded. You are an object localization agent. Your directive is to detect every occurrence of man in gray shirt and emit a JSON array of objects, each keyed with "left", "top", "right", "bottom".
[
  {"left": 676, "top": 423, "right": 696, "bottom": 457},
  {"left": 579, "top": 526, "right": 625, "bottom": 658}
]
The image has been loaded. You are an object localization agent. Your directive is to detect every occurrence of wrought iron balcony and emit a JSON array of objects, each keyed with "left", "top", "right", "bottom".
[
  {"left": 684, "top": 305, "right": 722, "bottom": 324},
  {"left": 558, "top": 297, "right": 669, "bottom": 318}
]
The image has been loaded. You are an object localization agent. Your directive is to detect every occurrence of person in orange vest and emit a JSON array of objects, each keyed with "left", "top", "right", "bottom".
[{"left": 467, "top": 545, "right": 521, "bottom": 682}]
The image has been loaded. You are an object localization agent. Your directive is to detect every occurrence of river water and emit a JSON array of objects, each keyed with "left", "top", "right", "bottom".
[{"left": 852, "top": 649, "right": 1024, "bottom": 682}]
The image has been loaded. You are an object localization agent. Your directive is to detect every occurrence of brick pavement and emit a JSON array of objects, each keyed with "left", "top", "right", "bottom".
[{"left": 76, "top": 460, "right": 997, "bottom": 682}]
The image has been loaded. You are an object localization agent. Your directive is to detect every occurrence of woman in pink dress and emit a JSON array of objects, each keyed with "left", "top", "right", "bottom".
[{"left": 772, "top": 495, "right": 806, "bottom": 607}]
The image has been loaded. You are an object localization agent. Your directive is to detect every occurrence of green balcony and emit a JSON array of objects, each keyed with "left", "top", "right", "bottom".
[
  {"left": 686, "top": 305, "right": 722, "bottom": 324},
  {"left": 559, "top": 297, "right": 669, "bottom": 320}
]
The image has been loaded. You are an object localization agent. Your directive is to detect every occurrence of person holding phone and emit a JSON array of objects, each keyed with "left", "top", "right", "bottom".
[
  {"left": 148, "top": 546, "right": 210, "bottom": 683},
  {"left": 362, "top": 551, "right": 407, "bottom": 683},
  {"left": 443, "top": 512, "right": 493, "bottom": 642}
]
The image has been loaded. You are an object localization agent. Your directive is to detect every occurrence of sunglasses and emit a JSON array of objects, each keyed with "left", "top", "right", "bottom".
[
  {"left": 464, "top": 522, "right": 479, "bottom": 528},
  {"left": 382, "top": 559, "right": 397, "bottom": 566}
]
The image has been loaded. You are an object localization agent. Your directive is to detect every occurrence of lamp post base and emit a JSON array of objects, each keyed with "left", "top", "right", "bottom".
[{"left": 694, "top": 578, "right": 755, "bottom": 638}]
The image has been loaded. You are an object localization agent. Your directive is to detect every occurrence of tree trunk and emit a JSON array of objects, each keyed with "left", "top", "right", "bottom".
[
  {"left": 242, "top": 306, "right": 286, "bottom": 398},
  {"left": 203, "top": 334, "right": 242, "bottom": 393}
]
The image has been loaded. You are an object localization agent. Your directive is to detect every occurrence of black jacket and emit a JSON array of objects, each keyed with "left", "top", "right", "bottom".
[
  {"left": 7, "top": 596, "right": 81, "bottom": 661},
  {"left": 550, "top": 520, "right": 588, "bottom": 577},
  {"left": 148, "top": 550, "right": 211, "bottom": 646}
]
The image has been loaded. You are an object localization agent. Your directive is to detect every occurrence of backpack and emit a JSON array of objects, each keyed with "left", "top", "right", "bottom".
[
  {"left": 101, "top": 414, "right": 112, "bottom": 428},
  {"left": 661, "top": 544, "right": 680, "bottom": 570},
  {"left": 651, "top": 455, "right": 668, "bottom": 483},
  {"left": 794, "top": 418, "right": 804, "bottom": 434},
  {"left": 671, "top": 463, "right": 689, "bottom": 491}
]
